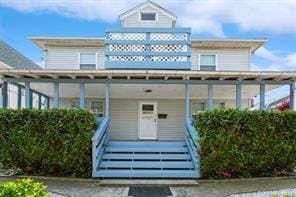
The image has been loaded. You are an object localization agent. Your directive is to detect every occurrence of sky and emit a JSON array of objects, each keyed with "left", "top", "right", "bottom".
[{"left": 0, "top": 0, "right": 295, "bottom": 103}]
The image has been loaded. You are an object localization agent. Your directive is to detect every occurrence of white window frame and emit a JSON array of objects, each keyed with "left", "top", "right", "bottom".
[
  {"left": 198, "top": 54, "right": 218, "bottom": 71},
  {"left": 78, "top": 52, "right": 98, "bottom": 70},
  {"left": 88, "top": 100, "right": 104, "bottom": 117},
  {"left": 191, "top": 101, "right": 206, "bottom": 117},
  {"left": 139, "top": 11, "right": 158, "bottom": 22},
  {"left": 71, "top": 100, "right": 80, "bottom": 109}
]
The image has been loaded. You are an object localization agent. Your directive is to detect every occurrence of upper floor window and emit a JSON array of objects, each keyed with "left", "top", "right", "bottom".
[
  {"left": 141, "top": 12, "right": 156, "bottom": 21},
  {"left": 200, "top": 54, "right": 216, "bottom": 71},
  {"left": 80, "top": 53, "right": 96, "bottom": 70}
]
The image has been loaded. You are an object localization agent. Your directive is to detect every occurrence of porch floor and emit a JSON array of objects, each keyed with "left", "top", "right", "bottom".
[{"left": 94, "top": 141, "right": 199, "bottom": 178}]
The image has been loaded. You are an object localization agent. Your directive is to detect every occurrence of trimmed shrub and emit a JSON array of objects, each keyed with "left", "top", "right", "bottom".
[
  {"left": 195, "top": 109, "right": 296, "bottom": 178},
  {"left": 0, "top": 178, "right": 49, "bottom": 197},
  {"left": 0, "top": 109, "right": 95, "bottom": 177}
]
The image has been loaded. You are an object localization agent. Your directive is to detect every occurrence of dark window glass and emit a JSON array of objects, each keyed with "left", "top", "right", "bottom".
[
  {"left": 200, "top": 65, "right": 216, "bottom": 71},
  {"left": 142, "top": 104, "right": 154, "bottom": 111},
  {"left": 141, "top": 13, "right": 156, "bottom": 21},
  {"left": 80, "top": 64, "right": 96, "bottom": 70}
]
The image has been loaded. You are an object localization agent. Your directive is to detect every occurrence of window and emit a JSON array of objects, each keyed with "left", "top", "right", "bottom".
[
  {"left": 200, "top": 54, "right": 216, "bottom": 71},
  {"left": 214, "top": 102, "right": 225, "bottom": 109},
  {"left": 79, "top": 53, "right": 96, "bottom": 70},
  {"left": 141, "top": 12, "right": 156, "bottom": 21},
  {"left": 72, "top": 100, "right": 80, "bottom": 108},
  {"left": 191, "top": 102, "right": 206, "bottom": 116},
  {"left": 90, "top": 101, "right": 104, "bottom": 117}
]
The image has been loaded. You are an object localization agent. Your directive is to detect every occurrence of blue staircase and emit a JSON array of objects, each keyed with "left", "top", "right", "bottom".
[
  {"left": 95, "top": 141, "right": 199, "bottom": 178},
  {"left": 92, "top": 117, "right": 200, "bottom": 178}
]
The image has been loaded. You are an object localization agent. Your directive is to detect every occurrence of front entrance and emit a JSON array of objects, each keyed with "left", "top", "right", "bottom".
[{"left": 138, "top": 101, "right": 158, "bottom": 139}]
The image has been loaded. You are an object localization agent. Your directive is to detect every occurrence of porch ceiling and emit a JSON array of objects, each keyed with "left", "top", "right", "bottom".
[
  {"left": 1, "top": 69, "right": 296, "bottom": 83},
  {"left": 26, "top": 82, "right": 278, "bottom": 99}
]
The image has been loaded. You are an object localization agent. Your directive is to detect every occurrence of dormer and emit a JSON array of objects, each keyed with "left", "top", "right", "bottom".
[{"left": 119, "top": 0, "right": 177, "bottom": 28}]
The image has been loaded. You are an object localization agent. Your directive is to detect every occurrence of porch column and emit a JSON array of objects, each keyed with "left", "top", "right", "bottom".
[
  {"left": 105, "top": 80, "right": 110, "bottom": 117},
  {"left": 236, "top": 84, "right": 242, "bottom": 109},
  {"left": 25, "top": 82, "right": 31, "bottom": 109},
  {"left": 1, "top": 81, "right": 8, "bottom": 109},
  {"left": 259, "top": 83, "right": 265, "bottom": 110},
  {"left": 185, "top": 82, "right": 190, "bottom": 118},
  {"left": 53, "top": 82, "right": 59, "bottom": 108},
  {"left": 289, "top": 82, "right": 295, "bottom": 110},
  {"left": 79, "top": 83, "right": 85, "bottom": 109},
  {"left": 207, "top": 84, "right": 213, "bottom": 110},
  {"left": 17, "top": 85, "right": 22, "bottom": 109}
]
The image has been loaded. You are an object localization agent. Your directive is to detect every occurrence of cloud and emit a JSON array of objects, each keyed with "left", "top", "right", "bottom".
[
  {"left": 252, "top": 47, "right": 296, "bottom": 71},
  {"left": 0, "top": 0, "right": 295, "bottom": 37}
]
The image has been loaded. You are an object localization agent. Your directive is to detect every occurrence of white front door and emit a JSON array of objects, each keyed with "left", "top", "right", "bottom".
[{"left": 138, "top": 102, "right": 158, "bottom": 139}]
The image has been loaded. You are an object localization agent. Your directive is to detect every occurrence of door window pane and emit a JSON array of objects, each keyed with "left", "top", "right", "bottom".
[{"left": 142, "top": 104, "right": 154, "bottom": 111}]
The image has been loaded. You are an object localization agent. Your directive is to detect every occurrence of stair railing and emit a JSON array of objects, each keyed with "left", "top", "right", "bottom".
[
  {"left": 185, "top": 117, "right": 200, "bottom": 177},
  {"left": 91, "top": 117, "right": 110, "bottom": 177}
]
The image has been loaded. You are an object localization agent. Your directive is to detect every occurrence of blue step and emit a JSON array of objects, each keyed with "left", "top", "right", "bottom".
[
  {"left": 108, "top": 141, "right": 186, "bottom": 147},
  {"left": 102, "top": 153, "right": 191, "bottom": 160},
  {"left": 95, "top": 170, "right": 199, "bottom": 178},
  {"left": 100, "top": 161, "right": 194, "bottom": 169},
  {"left": 105, "top": 147, "right": 188, "bottom": 153}
]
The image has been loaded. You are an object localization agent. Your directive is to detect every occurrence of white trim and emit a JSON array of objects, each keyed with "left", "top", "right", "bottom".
[
  {"left": 198, "top": 54, "right": 218, "bottom": 71},
  {"left": 138, "top": 101, "right": 158, "bottom": 140},
  {"left": 88, "top": 99, "right": 104, "bottom": 116},
  {"left": 78, "top": 52, "right": 97, "bottom": 70},
  {"left": 119, "top": 2, "right": 177, "bottom": 21}
]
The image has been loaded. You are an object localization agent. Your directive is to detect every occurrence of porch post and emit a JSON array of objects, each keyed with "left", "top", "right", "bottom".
[
  {"left": 207, "top": 84, "right": 213, "bottom": 110},
  {"left": 53, "top": 82, "right": 59, "bottom": 108},
  {"left": 236, "top": 84, "right": 242, "bottom": 109},
  {"left": 289, "top": 82, "right": 295, "bottom": 110},
  {"left": 259, "top": 83, "right": 265, "bottom": 110},
  {"left": 105, "top": 80, "right": 110, "bottom": 117},
  {"left": 185, "top": 82, "right": 190, "bottom": 118},
  {"left": 1, "top": 81, "right": 8, "bottom": 109},
  {"left": 79, "top": 83, "right": 85, "bottom": 109},
  {"left": 25, "top": 82, "right": 31, "bottom": 109},
  {"left": 17, "top": 85, "right": 22, "bottom": 109}
]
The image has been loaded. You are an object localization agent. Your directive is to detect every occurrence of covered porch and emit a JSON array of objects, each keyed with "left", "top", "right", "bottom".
[{"left": 1, "top": 69, "right": 295, "bottom": 178}]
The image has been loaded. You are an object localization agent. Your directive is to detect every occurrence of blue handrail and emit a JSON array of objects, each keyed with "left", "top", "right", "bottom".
[
  {"left": 185, "top": 117, "right": 200, "bottom": 177},
  {"left": 91, "top": 117, "right": 110, "bottom": 177}
]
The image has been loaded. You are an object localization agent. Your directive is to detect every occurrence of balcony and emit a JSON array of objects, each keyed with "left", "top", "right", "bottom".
[{"left": 105, "top": 28, "right": 191, "bottom": 70}]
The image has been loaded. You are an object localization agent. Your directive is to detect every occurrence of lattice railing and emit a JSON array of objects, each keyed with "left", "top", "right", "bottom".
[{"left": 105, "top": 28, "right": 191, "bottom": 69}]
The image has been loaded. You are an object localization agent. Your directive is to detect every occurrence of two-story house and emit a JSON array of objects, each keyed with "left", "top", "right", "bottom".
[{"left": 1, "top": 1, "right": 295, "bottom": 178}]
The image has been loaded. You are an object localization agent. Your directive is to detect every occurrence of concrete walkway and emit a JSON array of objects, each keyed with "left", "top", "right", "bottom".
[{"left": 0, "top": 176, "right": 295, "bottom": 197}]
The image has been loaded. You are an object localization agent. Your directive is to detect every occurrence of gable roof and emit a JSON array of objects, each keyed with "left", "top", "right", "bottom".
[
  {"left": 0, "top": 40, "right": 41, "bottom": 70},
  {"left": 119, "top": 0, "right": 177, "bottom": 21}
]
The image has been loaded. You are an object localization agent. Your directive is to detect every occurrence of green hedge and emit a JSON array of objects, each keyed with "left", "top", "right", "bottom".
[
  {"left": 0, "top": 109, "right": 95, "bottom": 177},
  {"left": 195, "top": 109, "right": 296, "bottom": 178},
  {"left": 0, "top": 178, "right": 48, "bottom": 197}
]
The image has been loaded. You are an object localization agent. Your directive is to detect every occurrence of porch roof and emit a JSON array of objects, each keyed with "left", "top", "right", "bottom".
[{"left": 0, "top": 69, "right": 295, "bottom": 83}]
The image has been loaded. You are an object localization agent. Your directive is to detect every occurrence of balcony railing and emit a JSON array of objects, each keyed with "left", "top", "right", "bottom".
[{"left": 105, "top": 28, "right": 191, "bottom": 70}]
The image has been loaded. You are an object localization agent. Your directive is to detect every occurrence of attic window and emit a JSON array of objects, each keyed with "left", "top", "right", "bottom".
[{"left": 141, "top": 12, "right": 156, "bottom": 21}]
